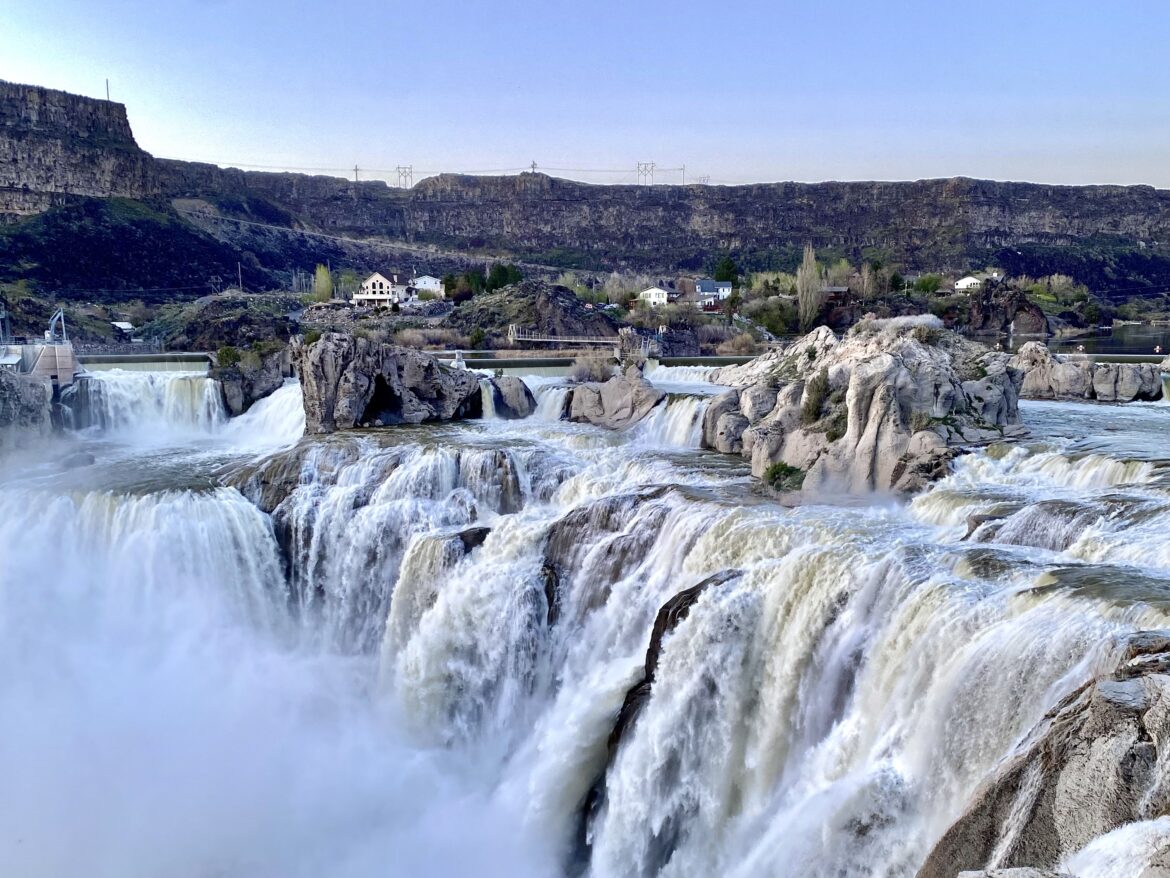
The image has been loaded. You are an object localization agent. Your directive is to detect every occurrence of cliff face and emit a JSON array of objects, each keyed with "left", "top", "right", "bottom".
[
  {"left": 0, "top": 81, "right": 158, "bottom": 217},
  {"left": 4, "top": 80, "right": 1170, "bottom": 285}
]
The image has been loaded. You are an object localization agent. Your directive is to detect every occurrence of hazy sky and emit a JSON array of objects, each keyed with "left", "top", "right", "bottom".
[{"left": 2, "top": 0, "right": 1168, "bottom": 187}]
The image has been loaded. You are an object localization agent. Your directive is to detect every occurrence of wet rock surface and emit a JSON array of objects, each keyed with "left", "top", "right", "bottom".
[
  {"left": 0, "top": 369, "right": 53, "bottom": 451},
  {"left": 918, "top": 631, "right": 1170, "bottom": 878},
  {"left": 998, "top": 342, "right": 1167, "bottom": 402}
]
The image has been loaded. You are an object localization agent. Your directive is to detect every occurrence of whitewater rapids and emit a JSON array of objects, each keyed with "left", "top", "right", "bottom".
[{"left": 2, "top": 369, "right": 1169, "bottom": 876}]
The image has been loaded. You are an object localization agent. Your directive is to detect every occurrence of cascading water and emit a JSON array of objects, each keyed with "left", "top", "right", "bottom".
[
  {"left": 63, "top": 369, "right": 226, "bottom": 432},
  {"left": 631, "top": 395, "right": 709, "bottom": 448},
  {"left": 3, "top": 383, "right": 1169, "bottom": 876}
]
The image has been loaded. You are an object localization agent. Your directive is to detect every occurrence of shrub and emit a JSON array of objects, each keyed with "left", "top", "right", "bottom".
[
  {"left": 911, "top": 324, "right": 942, "bottom": 345},
  {"left": 216, "top": 345, "right": 241, "bottom": 367},
  {"left": 395, "top": 329, "right": 427, "bottom": 348},
  {"left": 800, "top": 367, "right": 830, "bottom": 425},
  {"left": 569, "top": 354, "right": 614, "bottom": 383},
  {"left": 763, "top": 461, "right": 805, "bottom": 492},
  {"left": 716, "top": 333, "right": 758, "bottom": 355},
  {"left": 417, "top": 290, "right": 436, "bottom": 301},
  {"left": 910, "top": 410, "right": 933, "bottom": 433},
  {"left": 468, "top": 327, "right": 486, "bottom": 349},
  {"left": 302, "top": 328, "right": 322, "bottom": 347}
]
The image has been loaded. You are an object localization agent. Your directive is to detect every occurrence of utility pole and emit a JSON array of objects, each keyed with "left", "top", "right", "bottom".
[
  {"left": 353, "top": 165, "right": 360, "bottom": 183},
  {"left": 636, "top": 162, "right": 655, "bottom": 185},
  {"left": 530, "top": 160, "right": 538, "bottom": 174},
  {"left": 237, "top": 262, "right": 243, "bottom": 294},
  {"left": 396, "top": 165, "right": 413, "bottom": 188},
  {"left": 105, "top": 78, "right": 110, "bottom": 101},
  {"left": 682, "top": 164, "right": 686, "bottom": 186}
]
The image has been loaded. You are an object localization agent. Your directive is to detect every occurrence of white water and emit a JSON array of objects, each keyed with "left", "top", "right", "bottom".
[
  {"left": 3, "top": 382, "right": 1170, "bottom": 876},
  {"left": 220, "top": 381, "right": 307, "bottom": 449},
  {"left": 65, "top": 369, "right": 226, "bottom": 433}
]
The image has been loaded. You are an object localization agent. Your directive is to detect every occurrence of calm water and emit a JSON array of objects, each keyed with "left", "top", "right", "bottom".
[{"left": 1050, "top": 324, "right": 1170, "bottom": 356}]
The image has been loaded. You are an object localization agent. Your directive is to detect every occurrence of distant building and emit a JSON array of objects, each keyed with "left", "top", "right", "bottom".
[
  {"left": 354, "top": 271, "right": 410, "bottom": 307},
  {"left": 110, "top": 321, "right": 135, "bottom": 339},
  {"left": 637, "top": 286, "right": 671, "bottom": 308},
  {"left": 412, "top": 275, "right": 443, "bottom": 298},
  {"left": 955, "top": 275, "right": 983, "bottom": 292},
  {"left": 821, "top": 285, "right": 850, "bottom": 301},
  {"left": 695, "top": 278, "right": 734, "bottom": 301}
]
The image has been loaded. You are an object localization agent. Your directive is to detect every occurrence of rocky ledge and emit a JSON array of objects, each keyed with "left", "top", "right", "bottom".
[
  {"left": 996, "top": 342, "right": 1170, "bottom": 403},
  {"left": 293, "top": 332, "right": 533, "bottom": 434},
  {"left": 0, "top": 369, "right": 53, "bottom": 452},
  {"left": 919, "top": 630, "right": 1170, "bottom": 878},
  {"left": 704, "top": 318, "right": 1025, "bottom": 494},
  {"left": 566, "top": 365, "right": 666, "bottom": 430},
  {"left": 210, "top": 343, "right": 292, "bottom": 416}
]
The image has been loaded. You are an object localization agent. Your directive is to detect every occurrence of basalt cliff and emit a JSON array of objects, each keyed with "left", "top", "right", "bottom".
[{"left": 4, "top": 81, "right": 1170, "bottom": 297}]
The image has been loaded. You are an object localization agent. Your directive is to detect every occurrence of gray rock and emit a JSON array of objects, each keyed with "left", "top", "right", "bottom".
[
  {"left": 0, "top": 369, "right": 53, "bottom": 452},
  {"left": 956, "top": 870, "right": 1076, "bottom": 878},
  {"left": 918, "top": 631, "right": 1170, "bottom": 878},
  {"left": 211, "top": 344, "right": 291, "bottom": 416},
  {"left": 703, "top": 320, "right": 1024, "bottom": 494},
  {"left": 292, "top": 333, "right": 483, "bottom": 434},
  {"left": 1004, "top": 342, "right": 1164, "bottom": 402},
  {"left": 487, "top": 376, "right": 536, "bottom": 419},
  {"left": 568, "top": 365, "right": 666, "bottom": 430}
]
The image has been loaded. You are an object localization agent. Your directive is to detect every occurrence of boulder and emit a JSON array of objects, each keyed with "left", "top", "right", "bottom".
[
  {"left": 211, "top": 343, "right": 291, "bottom": 416},
  {"left": 292, "top": 332, "right": 484, "bottom": 434},
  {"left": 918, "top": 631, "right": 1170, "bottom": 878},
  {"left": 703, "top": 319, "right": 1025, "bottom": 494},
  {"left": 956, "top": 871, "right": 1075, "bottom": 878},
  {"left": 1003, "top": 343, "right": 1164, "bottom": 402},
  {"left": 0, "top": 369, "right": 53, "bottom": 452},
  {"left": 486, "top": 376, "right": 537, "bottom": 419},
  {"left": 967, "top": 282, "right": 1051, "bottom": 336},
  {"left": 567, "top": 365, "right": 666, "bottom": 430}
]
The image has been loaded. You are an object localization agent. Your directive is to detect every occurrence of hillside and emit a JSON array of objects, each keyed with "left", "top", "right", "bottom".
[{"left": 4, "top": 80, "right": 1170, "bottom": 300}]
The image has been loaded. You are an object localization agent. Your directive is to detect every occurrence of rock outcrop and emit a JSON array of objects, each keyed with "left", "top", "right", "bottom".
[
  {"left": 1004, "top": 342, "right": 1168, "bottom": 402},
  {"left": 211, "top": 343, "right": 291, "bottom": 416},
  {"left": 485, "top": 375, "right": 536, "bottom": 419},
  {"left": 918, "top": 631, "right": 1170, "bottom": 878},
  {"left": 704, "top": 319, "right": 1025, "bottom": 494},
  {"left": 567, "top": 365, "right": 666, "bottom": 430},
  {"left": 293, "top": 332, "right": 485, "bottom": 433},
  {"left": 967, "top": 283, "right": 1051, "bottom": 336},
  {"left": 0, "top": 369, "right": 53, "bottom": 451}
]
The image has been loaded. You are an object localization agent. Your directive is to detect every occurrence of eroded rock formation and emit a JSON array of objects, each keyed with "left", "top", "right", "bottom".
[
  {"left": 919, "top": 631, "right": 1170, "bottom": 878},
  {"left": 567, "top": 365, "right": 666, "bottom": 430},
  {"left": 705, "top": 320, "right": 1025, "bottom": 494},
  {"left": 292, "top": 332, "right": 485, "bottom": 433},
  {"left": 0, "top": 369, "right": 53, "bottom": 451},
  {"left": 1001, "top": 342, "right": 1169, "bottom": 402},
  {"left": 211, "top": 343, "right": 291, "bottom": 416}
]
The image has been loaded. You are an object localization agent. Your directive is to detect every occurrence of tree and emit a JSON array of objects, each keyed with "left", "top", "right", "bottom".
[
  {"left": 889, "top": 272, "right": 905, "bottom": 292},
  {"left": 486, "top": 263, "right": 522, "bottom": 292},
  {"left": 796, "top": 243, "right": 825, "bottom": 330},
  {"left": 713, "top": 255, "right": 739, "bottom": 285},
  {"left": 723, "top": 289, "right": 743, "bottom": 323},
  {"left": 859, "top": 263, "right": 876, "bottom": 300},
  {"left": 913, "top": 274, "right": 942, "bottom": 294},
  {"left": 312, "top": 264, "right": 334, "bottom": 302}
]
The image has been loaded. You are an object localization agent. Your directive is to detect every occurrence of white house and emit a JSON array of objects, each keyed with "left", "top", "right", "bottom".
[
  {"left": 354, "top": 271, "right": 410, "bottom": 307},
  {"left": 412, "top": 275, "right": 443, "bottom": 298},
  {"left": 955, "top": 275, "right": 983, "bottom": 292},
  {"left": 637, "top": 286, "right": 671, "bottom": 308},
  {"left": 695, "top": 278, "right": 733, "bottom": 301}
]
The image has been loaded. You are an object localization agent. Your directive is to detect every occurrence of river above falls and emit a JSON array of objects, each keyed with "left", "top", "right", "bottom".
[{"left": 1, "top": 365, "right": 1169, "bottom": 878}]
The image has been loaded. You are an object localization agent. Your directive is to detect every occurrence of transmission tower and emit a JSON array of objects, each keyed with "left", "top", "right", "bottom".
[
  {"left": 636, "top": 161, "right": 655, "bottom": 185},
  {"left": 396, "top": 165, "right": 414, "bottom": 188}
]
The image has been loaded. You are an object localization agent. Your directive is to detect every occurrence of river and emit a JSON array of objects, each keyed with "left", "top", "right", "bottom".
[{"left": 1, "top": 366, "right": 1168, "bottom": 877}]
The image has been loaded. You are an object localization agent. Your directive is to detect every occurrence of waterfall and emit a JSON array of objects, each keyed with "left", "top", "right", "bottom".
[
  {"left": 480, "top": 379, "right": 500, "bottom": 420},
  {"left": 645, "top": 364, "right": 718, "bottom": 384},
  {"left": 532, "top": 382, "right": 571, "bottom": 421},
  {"left": 4, "top": 385, "right": 1170, "bottom": 876},
  {"left": 632, "top": 395, "right": 709, "bottom": 448},
  {"left": 63, "top": 370, "right": 226, "bottom": 433},
  {"left": 221, "top": 381, "right": 306, "bottom": 449}
]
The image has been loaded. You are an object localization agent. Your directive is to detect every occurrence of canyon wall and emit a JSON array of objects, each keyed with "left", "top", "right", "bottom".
[{"left": 4, "top": 79, "right": 1170, "bottom": 279}]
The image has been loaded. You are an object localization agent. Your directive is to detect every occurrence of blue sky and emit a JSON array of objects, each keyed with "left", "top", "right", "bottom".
[{"left": 2, "top": 0, "right": 1168, "bottom": 187}]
